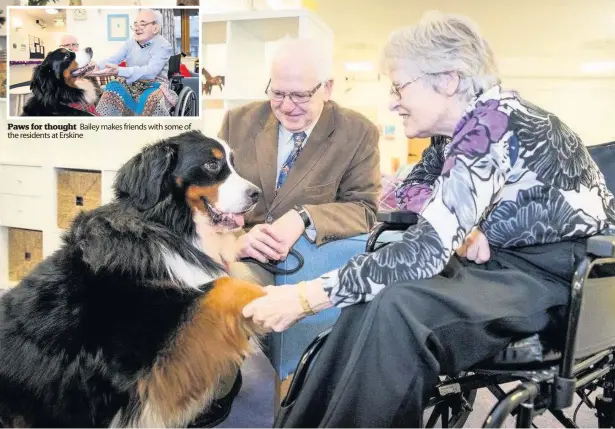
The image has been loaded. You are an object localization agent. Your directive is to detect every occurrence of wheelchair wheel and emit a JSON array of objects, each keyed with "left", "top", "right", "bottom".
[
  {"left": 173, "top": 86, "right": 197, "bottom": 117},
  {"left": 422, "top": 374, "right": 477, "bottom": 428}
]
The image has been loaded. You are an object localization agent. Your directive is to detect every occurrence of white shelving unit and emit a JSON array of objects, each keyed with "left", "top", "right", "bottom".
[{"left": 201, "top": 8, "right": 334, "bottom": 136}]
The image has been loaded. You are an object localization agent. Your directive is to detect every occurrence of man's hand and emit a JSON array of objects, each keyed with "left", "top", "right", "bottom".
[
  {"left": 89, "top": 63, "right": 119, "bottom": 77},
  {"left": 270, "top": 209, "right": 306, "bottom": 251},
  {"left": 236, "top": 224, "right": 288, "bottom": 263},
  {"left": 456, "top": 229, "right": 491, "bottom": 264}
]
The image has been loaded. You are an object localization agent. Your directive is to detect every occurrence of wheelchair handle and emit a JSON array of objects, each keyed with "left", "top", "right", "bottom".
[{"left": 240, "top": 248, "right": 304, "bottom": 275}]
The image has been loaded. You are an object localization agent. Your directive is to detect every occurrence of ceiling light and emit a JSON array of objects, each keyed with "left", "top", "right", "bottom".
[
  {"left": 581, "top": 61, "right": 615, "bottom": 74},
  {"left": 344, "top": 61, "right": 375, "bottom": 72},
  {"left": 45, "top": 8, "right": 59, "bottom": 14}
]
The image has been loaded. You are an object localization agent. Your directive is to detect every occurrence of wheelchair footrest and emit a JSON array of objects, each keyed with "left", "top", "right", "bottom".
[{"left": 491, "top": 334, "right": 545, "bottom": 366}]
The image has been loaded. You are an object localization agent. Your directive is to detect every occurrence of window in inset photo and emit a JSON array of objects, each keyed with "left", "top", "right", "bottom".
[{"left": 6, "top": 6, "right": 200, "bottom": 117}]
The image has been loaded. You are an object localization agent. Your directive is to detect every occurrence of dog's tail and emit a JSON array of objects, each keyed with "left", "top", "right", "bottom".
[{"left": 126, "top": 278, "right": 266, "bottom": 428}]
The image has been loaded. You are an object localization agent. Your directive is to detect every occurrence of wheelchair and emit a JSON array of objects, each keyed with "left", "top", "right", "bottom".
[
  {"left": 274, "top": 141, "right": 615, "bottom": 428},
  {"left": 168, "top": 53, "right": 198, "bottom": 117}
]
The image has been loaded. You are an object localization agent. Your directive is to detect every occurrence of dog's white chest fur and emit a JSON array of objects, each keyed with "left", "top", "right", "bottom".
[
  {"left": 75, "top": 78, "right": 98, "bottom": 105},
  {"left": 160, "top": 247, "right": 220, "bottom": 288},
  {"left": 159, "top": 228, "right": 236, "bottom": 289}
]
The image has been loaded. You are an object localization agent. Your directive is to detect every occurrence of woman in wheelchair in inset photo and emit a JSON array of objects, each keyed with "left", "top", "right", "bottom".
[{"left": 241, "top": 10, "right": 615, "bottom": 428}]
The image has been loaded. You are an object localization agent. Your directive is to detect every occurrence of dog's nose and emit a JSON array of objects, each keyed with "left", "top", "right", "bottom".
[
  {"left": 85, "top": 47, "right": 92, "bottom": 55},
  {"left": 247, "top": 187, "right": 261, "bottom": 204}
]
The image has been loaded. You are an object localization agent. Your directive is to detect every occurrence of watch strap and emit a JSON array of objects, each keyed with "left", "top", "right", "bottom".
[{"left": 294, "top": 205, "right": 311, "bottom": 228}]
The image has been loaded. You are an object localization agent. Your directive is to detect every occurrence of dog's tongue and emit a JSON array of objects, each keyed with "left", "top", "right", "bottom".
[
  {"left": 71, "top": 63, "right": 95, "bottom": 77},
  {"left": 230, "top": 214, "right": 245, "bottom": 228}
]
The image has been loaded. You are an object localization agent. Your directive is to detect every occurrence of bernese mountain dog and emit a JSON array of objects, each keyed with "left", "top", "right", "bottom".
[
  {"left": 0, "top": 130, "right": 269, "bottom": 427},
  {"left": 21, "top": 47, "right": 100, "bottom": 116}
]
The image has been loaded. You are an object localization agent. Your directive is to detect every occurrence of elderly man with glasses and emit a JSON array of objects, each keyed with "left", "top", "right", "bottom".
[
  {"left": 59, "top": 34, "right": 80, "bottom": 51},
  {"left": 188, "top": 37, "right": 382, "bottom": 427},
  {"left": 88, "top": 8, "right": 177, "bottom": 116}
]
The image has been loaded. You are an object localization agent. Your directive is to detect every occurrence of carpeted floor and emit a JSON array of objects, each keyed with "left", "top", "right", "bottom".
[{"left": 219, "top": 347, "right": 598, "bottom": 428}]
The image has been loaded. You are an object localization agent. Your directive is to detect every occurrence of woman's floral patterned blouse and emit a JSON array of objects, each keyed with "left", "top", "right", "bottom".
[{"left": 321, "top": 85, "right": 615, "bottom": 307}]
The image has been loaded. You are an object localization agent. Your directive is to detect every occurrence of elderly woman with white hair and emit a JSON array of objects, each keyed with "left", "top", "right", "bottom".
[
  {"left": 242, "top": 11, "right": 615, "bottom": 427},
  {"left": 88, "top": 8, "right": 178, "bottom": 116}
]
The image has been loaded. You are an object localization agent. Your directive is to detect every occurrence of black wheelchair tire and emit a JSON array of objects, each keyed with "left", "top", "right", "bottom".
[{"left": 174, "top": 87, "right": 196, "bottom": 117}]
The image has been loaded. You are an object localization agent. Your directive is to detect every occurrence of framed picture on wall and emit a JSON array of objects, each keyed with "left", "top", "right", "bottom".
[
  {"left": 28, "top": 35, "right": 44, "bottom": 59},
  {"left": 383, "top": 124, "right": 396, "bottom": 140},
  {"left": 107, "top": 14, "right": 129, "bottom": 41}
]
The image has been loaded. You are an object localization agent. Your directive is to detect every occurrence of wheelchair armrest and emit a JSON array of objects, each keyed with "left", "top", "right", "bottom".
[
  {"left": 366, "top": 211, "right": 417, "bottom": 252},
  {"left": 587, "top": 234, "right": 615, "bottom": 258},
  {"left": 376, "top": 210, "right": 419, "bottom": 225}
]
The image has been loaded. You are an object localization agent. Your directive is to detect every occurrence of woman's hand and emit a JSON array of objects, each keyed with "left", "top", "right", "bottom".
[
  {"left": 456, "top": 229, "right": 491, "bottom": 264},
  {"left": 242, "top": 279, "right": 333, "bottom": 332},
  {"left": 242, "top": 285, "right": 305, "bottom": 332}
]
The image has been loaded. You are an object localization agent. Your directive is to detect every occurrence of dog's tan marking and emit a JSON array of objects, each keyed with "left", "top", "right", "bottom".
[
  {"left": 63, "top": 60, "right": 79, "bottom": 88},
  {"left": 185, "top": 184, "right": 219, "bottom": 213},
  {"left": 211, "top": 148, "right": 224, "bottom": 160},
  {"left": 135, "top": 277, "right": 266, "bottom": 427}
]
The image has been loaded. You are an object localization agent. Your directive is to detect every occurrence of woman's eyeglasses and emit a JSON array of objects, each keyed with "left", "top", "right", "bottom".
[{"left": 389, "top": 74, "right": 425, "bottom": 100}]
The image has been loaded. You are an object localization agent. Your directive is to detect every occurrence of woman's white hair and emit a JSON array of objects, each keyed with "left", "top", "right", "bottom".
[
  {"left": 381, "top": 10, "right": 500, "bottom": 101},
  {"left": 271, "top": 37, "right": 333, "bottom": 82}
]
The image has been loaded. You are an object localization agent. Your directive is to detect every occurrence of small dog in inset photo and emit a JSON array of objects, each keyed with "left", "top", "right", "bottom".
[{"left": 21, "top": 47, "right": 101, "bottom": 116}]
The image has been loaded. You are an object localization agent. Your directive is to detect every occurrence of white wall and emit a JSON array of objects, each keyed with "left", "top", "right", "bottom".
[
  {"left": 65, "top": 8, "right": 137, "bottom": 61},
  {"left": 8, "top": 8, "right": 62, "bottom": 84}
]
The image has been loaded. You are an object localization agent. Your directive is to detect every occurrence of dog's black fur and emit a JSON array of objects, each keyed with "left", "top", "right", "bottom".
[
  {"left": 21, "top": 48, "right": 99, "bottom": 117},
  {"left": 0, "top": 130, "right": 258, "bottom": 427}
]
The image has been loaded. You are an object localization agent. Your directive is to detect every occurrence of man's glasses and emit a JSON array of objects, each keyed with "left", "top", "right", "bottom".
[
  {"left": 130, "top": 20, "right": 156, "bottom": 30},
  {"left": 60, "top": 43, "right": 79, "bottom": 50},
  {"left": 265, "top": 80, "right": 324, "bottom": 104}
]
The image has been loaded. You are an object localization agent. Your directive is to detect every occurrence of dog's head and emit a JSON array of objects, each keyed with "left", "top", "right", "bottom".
[
  {"left": 114, "top": 130, "right": 262, "bottom": 231},
  {"left": 30, "top": 47, "right": 95, "bottom": 103}
]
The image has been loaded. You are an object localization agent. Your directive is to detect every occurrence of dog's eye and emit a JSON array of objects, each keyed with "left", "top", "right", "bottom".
[{"left": 204, "top": 161, "right": 219, "bottom": 172}]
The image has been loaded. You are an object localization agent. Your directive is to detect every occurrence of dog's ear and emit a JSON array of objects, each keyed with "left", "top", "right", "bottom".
[
  {"left": 114, "top": 142, "right": 179, "bottom": 210},
  {"left": 30, "top": 63, "right": 55, "bottom": 102}
]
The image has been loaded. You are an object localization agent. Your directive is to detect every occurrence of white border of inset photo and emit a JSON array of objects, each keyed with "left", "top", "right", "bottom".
[{"left": 6, "top": 5, "right": 201, "bottom": 119}]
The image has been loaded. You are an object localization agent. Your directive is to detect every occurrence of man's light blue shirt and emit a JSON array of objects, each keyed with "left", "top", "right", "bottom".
[{"left": 96, "top": 35, "right": 172, "bottom": 85}]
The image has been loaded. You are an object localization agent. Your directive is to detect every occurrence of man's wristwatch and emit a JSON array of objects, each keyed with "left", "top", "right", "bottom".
[{"left": 294, "top": 205, "right": 312, "bottom": 228}]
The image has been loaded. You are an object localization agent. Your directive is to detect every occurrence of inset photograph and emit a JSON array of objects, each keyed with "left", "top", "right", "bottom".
[{"left": 7, "top": 6, "right": 199, "bottom": 117}]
